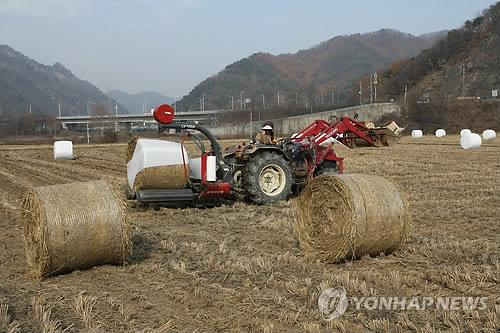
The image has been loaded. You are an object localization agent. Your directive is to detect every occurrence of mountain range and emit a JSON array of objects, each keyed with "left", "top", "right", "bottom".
[
  {"left": 176, "top": 29, "right": 446, "bottom": 111},
  {"left": 0, "top": 27, "right": 448, "bottom": 119},
  {"left": 0, "top": 45, "right": 123, "bottom": 116},
  {"left": 372, "top": 2, "right": 500, "bottom": 129},
  {"left": 107, "top": 90, "right": 176, "bottom": 114}
]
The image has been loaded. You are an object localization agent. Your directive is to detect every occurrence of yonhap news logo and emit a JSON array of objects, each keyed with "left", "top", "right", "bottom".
[
  {"left": 318, "top": 287, "right": 495, "bottom": 320},
  {"left": 317, "top": 287, "right": 349, "bottom": 320}
]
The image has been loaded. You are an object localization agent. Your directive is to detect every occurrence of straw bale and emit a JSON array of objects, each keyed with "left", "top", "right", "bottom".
[
  {"left": 20, "top": 180, "right": 131, "bottom": 279},
  {"left": 133, "top": 164, "right": 189, "bottom": 191},
  {"left": 293, "top": 174, "right": 409, "bottom": 262},
  {"left": 126, "top": 136, "right": 139, "bottom": 162}
]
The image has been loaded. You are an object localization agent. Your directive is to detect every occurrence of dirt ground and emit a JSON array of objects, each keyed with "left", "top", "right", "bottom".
[{"left": 0, "top": 136, "right": 498, "bottom": 332}]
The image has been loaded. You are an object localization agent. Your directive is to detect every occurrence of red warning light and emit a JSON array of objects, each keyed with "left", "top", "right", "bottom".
[{"left": 153, "top": 104, "right": 175, "bottom": 124}]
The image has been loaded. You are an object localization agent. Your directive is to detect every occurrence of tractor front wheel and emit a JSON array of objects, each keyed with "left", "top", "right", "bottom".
[{"left": 243, "top": 151, "right": 293, "bottom": 204}]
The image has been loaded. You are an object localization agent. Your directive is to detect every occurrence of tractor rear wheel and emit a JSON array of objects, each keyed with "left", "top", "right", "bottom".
[{"left": 243, "top": 151, "right": 293, "bottom": 204}]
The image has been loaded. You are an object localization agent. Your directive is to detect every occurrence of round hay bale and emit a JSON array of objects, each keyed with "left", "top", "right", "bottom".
[
  {"left": 293, "top": 174, "right": 409, "bottom": 263},
  {"left": 53, "top": 141, "right": 75, "bottom": 160},
  {"left": 133, "top": 164, "right": 189, "bottom": 191},
  {"left": 460, "top": 129, "right": 471, "bottom": 137},
  {"left": 126, "top": 136, "right": 139, "bottom": 162},
  {"left": 127, "top": 138, "right": 190, "bottom": 191},
  {"left": 460, "top": 133, "right": 482, "bottom": 149},
  {"left": 411, "top": 130, "right": 423, "bottom": 138},
  {"left": 435, "top": 129, "right": 446, "bottom": 138},
  {"left": 20, "top": 180, "right": 131, "bottom": 279},
  {"left": 482, "top": 129, "right": 496, "bottom": 141}
]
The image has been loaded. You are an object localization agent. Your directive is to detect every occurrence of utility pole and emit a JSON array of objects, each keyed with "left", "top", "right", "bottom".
[
  {"left": 462, "top": 64, "right": 466, "bottom": 98},
  {"left": 114, "top": 104, "right": 119, "bottom": 132},
  {"left": 201, "top": 94, "right": 206, "bottom": 112},
  {"left": 373, "top": 72, "right": 378, "bottom": 102},
  {"left": 249, "top": 109, "right": 253, "bottom": 140},
  {"left": 277, "top": 91, "right": 282, "bottom": 106},
  {"left": 259, "top": 94, "right": 265, "bottom": 109},
  {"left": 142, "top": 99, "right": 148, "bottom": 126},
  {"left": 359, "top": 81, "right": 363, "bottom": 105},
  {"left": 369, "top": 74, "right": 373, "bottom": 104},
  {"left": 29, "top": 104, "right": 32, "bottom": 114},
  {"left": 86, "top": 101, "right": 92, "bottom": 144},
  {"left": 295, "top": 92, "right": 298, "bottom": 106},
  {"left": 229, "top": 96, "right": 234, "bottom": 110},
  {"left": 404, "top": 85, "right": 408, "bottom": 109},
  {"left": 58, "top": 103, "right": 61, "bottom": 118},
  {"left": 240, "top": 91, "right": 244, "bottom": 109}
]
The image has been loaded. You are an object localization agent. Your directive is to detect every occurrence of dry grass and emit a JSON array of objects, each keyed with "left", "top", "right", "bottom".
[
  {"left": 144, "top": 321, "right": 174, "bottom": 333},
  {"left": 0, "top": 137, "right": 497, "bottom": 331},
  {"left": 31, "top": 296, "right": 69, "bottom": 333},
  {"left": 73, "top": 293, "right": 99, "bottom": 332},
  {"left": 104, "top": 295, "right": 132, "bottom": 323},
  {"left": 0, "top": 299, "right": 21, "bottom": 333}
]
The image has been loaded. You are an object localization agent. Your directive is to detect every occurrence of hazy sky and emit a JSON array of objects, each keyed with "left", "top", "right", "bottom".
[{"left": 0, "top": 0, "right": 497, "bottom": 97}]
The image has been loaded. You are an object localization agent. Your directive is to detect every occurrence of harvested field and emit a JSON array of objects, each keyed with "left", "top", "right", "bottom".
[{"left": 0, "top": 136, "right": 499, "bottom": 332}]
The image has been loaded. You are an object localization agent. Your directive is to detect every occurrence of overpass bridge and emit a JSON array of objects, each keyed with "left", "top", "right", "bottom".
[{"left": 57, "top": 110, "right": 221, "bottom": 129}]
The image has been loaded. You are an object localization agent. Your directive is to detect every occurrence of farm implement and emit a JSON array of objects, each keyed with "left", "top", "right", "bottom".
[{"left": 127, "top": 104, "right": 402, "bottom": 207}]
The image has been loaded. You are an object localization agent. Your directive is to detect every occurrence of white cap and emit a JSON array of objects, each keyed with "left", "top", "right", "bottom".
[{"left": 262, "top": 125, "right": 273, "bottom": 130}]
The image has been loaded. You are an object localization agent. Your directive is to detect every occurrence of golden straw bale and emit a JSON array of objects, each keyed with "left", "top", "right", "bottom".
[
  {"left": 133, "top": 165, "right": 189, "bottom": 191},
  {"left": 20, "top": 180, "right": 131, "bottom": 279},
  {"left": 293, "top": 174, "right": 409, "bottom": 262}
]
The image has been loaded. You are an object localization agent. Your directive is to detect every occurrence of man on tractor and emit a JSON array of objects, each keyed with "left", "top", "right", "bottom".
[{"left": 255, "top": 122, "right": 276, "bottom": 145}]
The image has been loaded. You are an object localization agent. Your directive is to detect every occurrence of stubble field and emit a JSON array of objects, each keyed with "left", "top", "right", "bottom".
[{"left": 0, "top": 136, "right": 498, "bottom": 332}]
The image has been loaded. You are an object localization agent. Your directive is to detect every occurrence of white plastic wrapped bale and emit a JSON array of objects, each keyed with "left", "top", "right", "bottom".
[
  {"left": 189, "top": 156, "right": 217, "bottom": 182},
  {"left": 53, "top": 141, "right": 75, "bottom": 160},
  {"left": 460, "top": 129, "right": 471, "bottom": 137},
  {"left": 435, "top": 129, "right": 446, "bottom": 138},
  {"left": 460, "top": 133, "right": 482, "bottom": 150},
  {"left": 127, "top": 139, "right": 190, "bottom": 191},
  {"left": 411, "top": 130, "right": 423, "bottom": 138},
  {"left": 482, "top": 129, "right": 496, "bottom": 140}
]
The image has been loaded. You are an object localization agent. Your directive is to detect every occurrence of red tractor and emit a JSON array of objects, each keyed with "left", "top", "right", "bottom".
[{"left": 131, "top": 104, "right": 400, "bottom": 206}]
